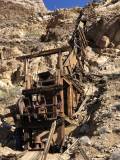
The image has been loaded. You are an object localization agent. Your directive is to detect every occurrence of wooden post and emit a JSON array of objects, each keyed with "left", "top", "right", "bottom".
[
  {"left": 24, "top": 59, "right": 32, "bottom": 89},
  {"left": 0, "top": 52, "right": 3, "bottom": 76},
  {"left": 57, "top": 52, "right": 63, "bottom": 76},
  {"left": 56, "top": 53, "right": 65, "bottom": 147},
  {"left": 57, "top": 52, "right": 64, "bottom": 116},
  {"left": 0, "top": 51, "right": 4, "bottom": 61},
  {"left": 24, "top": 59, "right": 28, "bottom": 89},
  {"left": 67, "top": 83, "right": 73, "bottom": 117},
  {"left": 53, "top": 96, "right": 57, "bottom": 118}
]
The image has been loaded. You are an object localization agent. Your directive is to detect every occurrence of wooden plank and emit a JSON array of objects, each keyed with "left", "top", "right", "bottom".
[
  {"left": 22, "top": 84, "right": 63, "bottom": 95},
  {"left": 67, "top": 83, "right": 73, "bottom": 117},
  {"left": 20, "top": 151, "right": 40, "bottom": 160},
  {"left": 78, "top": 27, "right": 88, "bottom": 48},
  {"left": 73, "top": 96, "right": 90, "bottom": 116},
  {"left": 63, "top": 50, "right": 77, "bottom": 71},
  {"left": 63, "top": 77, "right": 82, "bottom": 94},
  {"left": 64, "top": 116, "right": 79, "bottom": 126},
  {"left": 40, "top": 121, "right": 56, "bottom": 160},
  {"left": 16, "top": 46, "right": 71, "bottom": 60},
  {"left": 63, "top": 77, "right": 71, "bottom": 85},
  {"left": 59, "top": 138, "right": 90, "bottom": 160}
]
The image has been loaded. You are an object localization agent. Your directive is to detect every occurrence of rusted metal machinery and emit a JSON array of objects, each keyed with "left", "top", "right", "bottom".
[
  {"left": 13, "top": 21, "right": 89, "bottom": 153},
  {"left": 14, "top": 45, "right": 84, "bottom": 152}
]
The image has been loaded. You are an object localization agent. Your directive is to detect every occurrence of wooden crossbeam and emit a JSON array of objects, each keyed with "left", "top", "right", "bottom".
[
  {"left": 16, "top": 46, "right": 71, "bottom": 60},
  {"left": 22, "top": 85, "right": 63, "bottom": 95}
]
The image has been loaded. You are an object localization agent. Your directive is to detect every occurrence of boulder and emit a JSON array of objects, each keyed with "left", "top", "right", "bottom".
[
  {"left": 111, "top": 104, "right": 120, "bottom": 111},
  {"left": 110, "top": 150, "right": 120, "bottom": 160},
  {"left": 11, "top": 47, "right": 23, "bottom": 56},
  {"left": 116, "top": 44, "right": 120, "bottom": 50},
  {"left": 0, "top": 0, "right": 47, "bottom": 20},
  {"left": 97, "top": 126, "right": 112, "bottom": 134},
  {"left": 0, "top": 80, "right": 9, "bottom": 92},
  {"left": 96, "top": 36, "right": 110, "bottom": 48},
  {"left": 114, "top": 30, "right": 120, "bottom": 42},
  {"left": 79, "top": 124, "right": 90, "bottom": 134},
  {"left": 80, "top": 136, "right": 92, "bottom": 146}
]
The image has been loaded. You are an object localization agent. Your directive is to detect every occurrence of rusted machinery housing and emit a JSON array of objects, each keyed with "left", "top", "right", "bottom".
[{"left": 14, "top": 46, "right": 84, "bottom": 152}]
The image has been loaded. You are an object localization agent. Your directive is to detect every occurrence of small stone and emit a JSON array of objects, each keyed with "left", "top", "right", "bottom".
[
  {"left": 113, "top": 127, "right": 120, "bottom": 133},
  {"left": 98, "top": 126, "right": 112, "bottom": 134},
  {"left": 96, "top": 154, "right": 105, "bottom": 158},
  {"left": 93, "top": 143, "right": 104, "bottom": 151},
  {"left": 116, "top": 44, "right": 120, "bottom": 50},
  {"left": 110, "top": 150, "right": 120, "bottom": 160},
  {"left": 109, "top": 42, "right": 115, "bottom": 48},
  {"left": 114, "top": 30, "right": 120, "bottom": 42},
  {"left": 79, "top": 124, "right": 90, "bottom": 134},
  {"left": 96, "top": 36, "right": 110, "bottom": 49},
  {"left": 80, "top": 136, "right": 92, "bottom": 146},
  {"left": 114, "top": 144, "right": 120, "bottom": 148},
  {"left": 111, "top": 104, "right": 120, "bottom": 111}
]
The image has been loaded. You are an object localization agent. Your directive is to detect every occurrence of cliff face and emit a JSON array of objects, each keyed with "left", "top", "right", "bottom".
[
  {"left": 34, "top": 0, "right": 47, "bottom": 13},
  {"left": 0, "top": 0, "right": 47, "bottom": 20},
  {"left": 86, "top": 1, "right": 120, "bottom": 45}
]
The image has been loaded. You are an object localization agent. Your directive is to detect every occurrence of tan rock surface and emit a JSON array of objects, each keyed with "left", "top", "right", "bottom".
[{"left": 0, "top": 0, "right": 47, "bottom": 20}]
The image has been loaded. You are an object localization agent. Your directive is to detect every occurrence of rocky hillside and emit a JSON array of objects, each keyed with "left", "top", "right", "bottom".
[{"left": 0, "top": 0, "right": 80, "bottom": 100}]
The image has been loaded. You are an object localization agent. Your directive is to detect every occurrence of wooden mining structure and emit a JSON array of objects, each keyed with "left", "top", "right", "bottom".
[
  {"left": 14, "top": 44, "right": 85, "bottom": 152},
  {"left": 15, "top": 45, "right": 84, "bottom": 151},
  {"left": 1, "top": 22, "right": 87, "bottom": 155}
]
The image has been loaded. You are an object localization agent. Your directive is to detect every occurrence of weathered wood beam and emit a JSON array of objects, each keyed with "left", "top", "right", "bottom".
[
  {"left": 67, "top": 83, "right": 73, "bottom": 117},
  {"left": 64, "top": 77, "right": 82, "bottom": 94},
  {"left": 73, "top": 95, "right": 90, "bottom": 116},
  {"left": 22, "top": 85, "right": 63, "bottom": 95},
  {"left": 41, "top": 121, "right": 56, "bottom": 160},
  {"left": 16, "top": 46, "right": 71, "bottom": 60}
]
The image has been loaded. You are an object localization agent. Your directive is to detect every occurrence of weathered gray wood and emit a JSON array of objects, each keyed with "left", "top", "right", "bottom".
[
  {"left": 17, "top": 46, "right": 71, "bottom": 60},
  {"left": 74, "top": 96, "right": 90, "bottom": 116},
  {"left": 40, "top": 121, "right": 56, "bottom": 160}
]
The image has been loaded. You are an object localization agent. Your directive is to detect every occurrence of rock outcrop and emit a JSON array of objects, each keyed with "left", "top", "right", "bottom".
[{"left": 0, "top": 0, "right": 47, "bottom": 20}]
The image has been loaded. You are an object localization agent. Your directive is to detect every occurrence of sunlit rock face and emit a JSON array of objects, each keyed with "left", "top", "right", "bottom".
[{"left": 0, "top": 0, "right": 47, "bottom": 20}]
